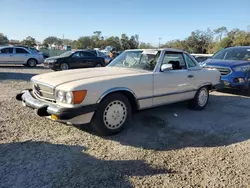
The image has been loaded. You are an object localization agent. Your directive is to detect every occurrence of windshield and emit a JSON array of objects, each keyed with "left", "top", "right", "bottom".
[
  {"left": 212, "top": 48, "right": 250, "bottom": 61},
  {"left": 60, "top": 51, "right": 74, "bottom": 57},
  {"left": 97, "top": 51, "right": 106, "bottom": 57},
  {"left": 108, "top": 50, "right": 160, "bottom": 71},
  {"left": 29, "top": 48, "right": 39, "bottom": 52}
]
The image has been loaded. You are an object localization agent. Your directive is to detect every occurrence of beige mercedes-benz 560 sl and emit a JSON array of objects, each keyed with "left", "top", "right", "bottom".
[{"left": 16, "top": 48, "right": 223, "bottom": 135}]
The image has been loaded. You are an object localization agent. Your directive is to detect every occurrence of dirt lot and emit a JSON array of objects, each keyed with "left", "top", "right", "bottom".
[{"left": 1, "top": 65, "right": 250, "bottom": 188}]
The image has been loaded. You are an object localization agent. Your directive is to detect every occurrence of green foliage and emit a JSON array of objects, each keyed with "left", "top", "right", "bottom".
[
  {"left": 2, "top": 26, "right": 250, "bottom": 54},
  {"left": 73, "top": 33, "right": 139, "bottom": 51},
  {"left": 76, "top": 36, "right": 93, "bottom": 49},
  {"left": 21, "top": 36, "right": 36, "bottom": 46},
  {"left": 43, "top": 36, "right": 62, "bottom": 45},
  {"left": 0, "top": 33, "right": 9, "bottom": 45},
  {"left": 139, "top": 42, "right": 154, "bottom": 49},
  {"left": 214, "top": 26, "right": 228, "bottom": 41},
  {"left": 161, "top": 26, "right": 250, "bottom": 54}
]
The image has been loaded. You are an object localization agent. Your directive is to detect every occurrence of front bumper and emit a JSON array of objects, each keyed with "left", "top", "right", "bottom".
[
  {"left": 212, "top": 81, "right": 224, "bottom": 90},
  {"left": 220, "top": 70, "right": 250, "bottom": 89},
  {"left": 16, "top": 90, "right": 97, "bottom": 124},
  {"left": 43, "top": 62, "right": 57, "bottom": 69}
]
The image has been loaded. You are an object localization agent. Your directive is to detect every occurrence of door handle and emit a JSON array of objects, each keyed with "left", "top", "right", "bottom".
[{"left": 188, "top": 75, "right": 194, "bottom": 78}]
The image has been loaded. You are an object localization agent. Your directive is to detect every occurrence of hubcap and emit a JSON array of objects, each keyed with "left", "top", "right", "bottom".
[
  {"left": 61, "top": 63, "right": 68, "bottom": 70},
  {"left": 96, "top": 64, "right": 102, "bottom": 67},
  {"left": 103, "top": 100, "right": 127, "bottom": 130},
  {"left": 198, "top": 88, "right": 208, "bottom": 106},
  {"left": 29, "top": 59, "right": 36, "bottom": 66}
]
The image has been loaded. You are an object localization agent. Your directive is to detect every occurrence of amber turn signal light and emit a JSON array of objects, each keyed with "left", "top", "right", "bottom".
[{"left": 72, "top": 90, "right": 87, "bottom": 104}]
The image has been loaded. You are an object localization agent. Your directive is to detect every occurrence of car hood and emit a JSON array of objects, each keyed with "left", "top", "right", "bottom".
[
  {"left": 45, "top": 56, "right": 65, "bottom": 60},
  {"left": 204, "top": 59, "right": 250, "bottom": 67},
  {"left": 31, "top": 67, "right": 149, "bottom": 88}
]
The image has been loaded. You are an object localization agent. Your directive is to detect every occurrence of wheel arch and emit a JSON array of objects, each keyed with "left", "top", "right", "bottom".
[
  {"left": 198, "top": 82, "right": 212, "bottom": 91},
  {"left": 97, "top": 87, "right": 140, "bottom": 112}
]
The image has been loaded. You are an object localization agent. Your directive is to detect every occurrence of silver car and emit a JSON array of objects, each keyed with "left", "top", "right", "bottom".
[{"left": 0, "top": 46, "right": 44, "bottom": 67}]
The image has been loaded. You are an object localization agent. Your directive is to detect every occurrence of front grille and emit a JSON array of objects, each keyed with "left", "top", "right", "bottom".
[
  {"left": 204, "top": 66, "right": 232, "bottom": 76},
  {"left": 32, "top": 81, "right": 55, "bottom": 102}
]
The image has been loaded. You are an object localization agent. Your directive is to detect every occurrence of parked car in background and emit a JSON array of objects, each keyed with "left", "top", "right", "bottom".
[
  {"left": 202, "top": 46, "right": 250, "bottom": 93},
  {"left": 16, "top": 45, "right": 50, "bottom": 59},
  {"left": 87, "top": 49, "right": 113, "bottom": 64},
  {"left": 0, "top": 46, "right": 44, "bottom": 67},
  {"left": 63, "top": 45, "right": 72, "bottom": 51},
  {"left": 43, "top": 50, "right": 106, "bottom": 71},
  {"left": 17, "top": 48, "right": 222, "bottom": 136},
  {"left": 191, "top": 54, "right": 213, "bottom": 63}
]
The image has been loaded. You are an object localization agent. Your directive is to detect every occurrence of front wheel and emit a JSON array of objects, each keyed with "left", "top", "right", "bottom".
[
  {"left": 188, "top": 86, "right": 209, "bottom": 110},
  {"left": 243, "top": 82, "right": 250, "bottom": 96},
  {"left": 60, "top": 62, "right": 69, "bottom": 70},
  {"left": 90, "top": 93, "right": 131, "bottom": 136},
  {"left": 95, "top": 63, "right": 102, "bottom": 68}
]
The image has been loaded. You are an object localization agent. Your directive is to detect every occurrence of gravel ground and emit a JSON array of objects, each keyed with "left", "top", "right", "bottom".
[{"left": 1, "top": 65, "right": 250, "bottom": 188}]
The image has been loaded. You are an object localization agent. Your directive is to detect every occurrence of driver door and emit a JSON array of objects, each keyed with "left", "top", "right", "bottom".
[{"left": 153, "top": 51, "right": 196, "bottom": 106}]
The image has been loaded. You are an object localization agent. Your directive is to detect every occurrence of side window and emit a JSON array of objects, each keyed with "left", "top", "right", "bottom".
[
  {"left": 0, "top": 48, "right": 14, "bottom": 54},
  {"left": 72, "top": 52, "right": 81, "bottom": 58},
  {"left": 82, "top": 52, "right": 95, "bottom": 57},
  {"left": 15, "top": 48, "right": 29, "bottom": 54},
  {"left": 162, "top": 52, "right": 186, "bottom": 70},
  {"left": 184, "top": 54, "right": 197, "bottom": 68}
]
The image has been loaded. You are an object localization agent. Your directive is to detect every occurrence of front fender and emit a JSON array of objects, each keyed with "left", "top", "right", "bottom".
[{"left": 97, "top": 87, "right": 137, "bottom": 103}]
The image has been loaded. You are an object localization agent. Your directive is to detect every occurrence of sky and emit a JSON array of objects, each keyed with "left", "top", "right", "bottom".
[{"left": 1, "top": 0, "right": 250, "bottom": 45}]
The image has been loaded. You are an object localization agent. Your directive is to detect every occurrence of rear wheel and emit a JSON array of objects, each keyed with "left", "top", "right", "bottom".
[
  {"left": 91, "top": 93, "right": 131, "bottom": 136},
  {"left": 26, "top": 58, "right": 37, "bottom": 67},
  {"left": 188, "top": 86, "right": 209, "bottom": 110}
]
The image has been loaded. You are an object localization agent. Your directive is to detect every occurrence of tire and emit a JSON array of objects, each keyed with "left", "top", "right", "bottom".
[
  {"left": 188, "top": 86, "right": 209, "bottom": 110},
  {"left": 91, "top": 93, "right": 131, "bottom": 136},
  {"left": 26, "top": 58, "right": 37, "bottom": 67},
  {"left": 60, "top": 62, "right": 69, "bottom": 70},
  {"left": 243, "top": 82, "right": 250, "bottom": 96},
  {"left": 95, "top": 63, "right": 102, "bottom": 68}
]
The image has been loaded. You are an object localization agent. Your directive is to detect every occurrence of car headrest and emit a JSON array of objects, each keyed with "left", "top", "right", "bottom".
[{"left": 168, "top": 60, "right": 180, "bottom": 66}]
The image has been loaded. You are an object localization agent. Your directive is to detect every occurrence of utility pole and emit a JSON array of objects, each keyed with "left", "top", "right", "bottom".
[{"left": 158, "top": 38, "right": 162, "bottom": 49}]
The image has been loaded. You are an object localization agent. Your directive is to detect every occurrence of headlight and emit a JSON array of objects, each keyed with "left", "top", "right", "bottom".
[
  {"left": 65, "top": 92, "right": 73, "bottom": 104},
  {"left": 57, "top": 91, "right": 66, "bottom": 102},
  {"left": 55, "top": 90, "right": 87, "bottom": 104},
  {"left": 233, "top": 65, "right": 250, "bottom": 72},
  {"left": 46, "top": 59, "right": 57, "bottom": 63}
]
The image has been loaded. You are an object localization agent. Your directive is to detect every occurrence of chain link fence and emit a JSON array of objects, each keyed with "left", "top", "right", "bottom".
[{"left": 39, "top": 49, "right": 69, "bottom": 57}]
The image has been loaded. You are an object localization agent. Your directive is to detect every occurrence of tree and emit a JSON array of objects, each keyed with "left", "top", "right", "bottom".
[
  {"left": 162, "top": 39, "right": 187, "bottom": 50},
  {"left": 76, "top": 36, "right": 94, "bottom": 49},
  {"left": 214, "top": 26, "right": 228, "bottom": 41},
  {"left": 129, "top": 35, "right": 139, "bottom": 49},
  {"left": 21, "top": 36, "right": 36, "bottom": 46},
  {"left": 139, "top": 42, "right": 154, "bottom": 49},
  {"left": 232, "top": 30, "right": 250, "bottom": 46},
  {"left": 104, "top": 36, "right": 121, "bottom": 50},
  {"left": 120, "top": 34, "right": 130, "bottom": 50},
  {"left": 93, "top": 31, "right": 102, "bottom": 39},
  {"left": 43, "top": 36, "right": 61, "bottom": 45},
  {"left": 0, "top": 33, "right": 9, "bottom": 45}
]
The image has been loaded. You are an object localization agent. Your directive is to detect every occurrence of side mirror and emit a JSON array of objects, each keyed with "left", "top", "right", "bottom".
[{"left": 161, "top": 64, "right": 173, "bottom": 72}]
